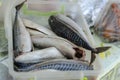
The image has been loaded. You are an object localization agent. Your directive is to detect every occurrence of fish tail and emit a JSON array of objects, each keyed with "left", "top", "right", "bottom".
[
  {"left": 15, "top": 0, "right": 27, "bottom": 11},
  {"left": 89, "top": 46, "right": 111, "bottom": 65},
  {"left": 89, "top": 52, "right": 96, "bottom": 66},
  {"left": 94, "top": 46, "right": 111, "bottom": 54}
]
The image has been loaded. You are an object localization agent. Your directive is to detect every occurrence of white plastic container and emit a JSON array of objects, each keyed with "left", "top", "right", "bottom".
[{"left": 4, "top": 0, "right": 102, "bottom": 80}]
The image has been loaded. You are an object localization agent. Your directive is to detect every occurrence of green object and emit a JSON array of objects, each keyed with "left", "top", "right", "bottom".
[
  {"left": 0, "top": 51, "right": 7, "bottom": 57},
  {"left": 0, "top": 22, "right": 8, "bottom": 61},
  {"left": 81, "top": 77, "right": 88, "bottom": 80},
  {"left": 28, "top": 77, "right": 35, "bottom": 80}
]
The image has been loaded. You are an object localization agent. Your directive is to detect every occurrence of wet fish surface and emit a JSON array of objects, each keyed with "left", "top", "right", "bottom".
[
  {"left": 32, "top": 35, "right": 86, "bottom": 60},
  {"left": 15, "top": 47, "right": 65, "bottom": 63},
  {"left": 12, "top": 1, "right": 93, "bottom": 73},
  {"left": 13, "top": 0, "right": 32, "bottom": 57},
  {"left": 15, "top": 59, "right": 93, "bottom": 72},
  {"left": 23, "top": 19, "right": 56, "bottom": 36},
  {"left": 49, "top": 14, "right": 110, "bottom": 64},
  {"left": 26, "top": 28, "right": 46, "bottom": 36}
]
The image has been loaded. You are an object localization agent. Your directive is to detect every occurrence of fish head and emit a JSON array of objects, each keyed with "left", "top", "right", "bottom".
[{"left": 49, "top": 15, "right": 57, "bottom": 24}]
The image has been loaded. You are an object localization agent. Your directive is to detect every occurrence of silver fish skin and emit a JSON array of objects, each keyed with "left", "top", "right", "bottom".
[
  {"left": 48, "top": 14, "right": 111, "bottom": 65},
  {"left": 26, "top": 28, "right": 46, "bottom": 36},
  {"left": 50, "top": 14, "right": 89, "bottom": 43},
  {"left": 48, "top": 14, "right": 94, "bottom": 51},
  {"left": 15, "top": 47, "right": 65, "bottom": 63},
  {"left": 15, "top": 59, "right": 93, "bottom": 72},
  {"left": 31, "top": 35, "right": 85, "bottom": 60},
  {"left": 13, "top": 1, "right": 32, "bottom": 57},
  {"left": 23, "top": 19, "right": 56, "bottom": 36},
  {"left": 14, "top": 16, "right": 33, "bottom": 55}
]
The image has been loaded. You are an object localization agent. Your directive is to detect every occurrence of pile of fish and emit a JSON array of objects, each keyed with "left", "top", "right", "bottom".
[{"left": 13, "top": 1, "right": 110, "bottom": 72}]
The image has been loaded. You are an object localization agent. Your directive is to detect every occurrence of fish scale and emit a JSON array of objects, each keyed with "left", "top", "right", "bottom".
[
  {"left": 14, "top": 62, "right": 38, "bottom": 69},
  {"left": 16, "top": 59, "right": 93, "bottom": 72},
  {"left": 49, "top": 16, "right": 93, "bottom": 51},
  {"left": 13, "top": 1, "right": 32, "bottom": 57},
  {"left": 49, "top": 15, "right": 111, "bottom": 65}
]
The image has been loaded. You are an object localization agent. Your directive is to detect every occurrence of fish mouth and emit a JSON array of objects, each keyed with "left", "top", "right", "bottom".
[{"left": 49, "top": 15, "right": 57, "bottom": 23}]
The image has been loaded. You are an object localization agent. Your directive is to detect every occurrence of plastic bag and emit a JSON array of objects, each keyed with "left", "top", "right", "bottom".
[
  {"left": 0, "top": 0, "right": 8, "bottom": 62},
  {"left": 0, "top": 22, "right": 8, "bottom": 61},
  {"left": 79, "top": 0, "right": 108, "bottom": 26},
  {"left": 94, "top": 0, "right": 120, "bottom": 43}
]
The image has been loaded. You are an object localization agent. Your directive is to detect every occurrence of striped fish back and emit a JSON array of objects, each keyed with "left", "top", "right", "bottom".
[
  {"left": 49, "top": 16, "right": 93, "bottom": 51},
  {"left": 16, "top": 59, "right": 93, "bottom": 72}
]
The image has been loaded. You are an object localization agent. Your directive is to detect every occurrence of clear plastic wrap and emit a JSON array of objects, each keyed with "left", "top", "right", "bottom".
[
  {"left": 79, "top": 0, "right": 108, "bottom": 26},
  {"left": 94, "top": 0, "right": 120, "bottom": 43},
  {"left": 0, "top": 22, "right": 8, "bottom": 52},
  {"left": 0, "top": 23, "right": 8, "bottom": 61},
  {"left": 0, "top": 0, "right": 8, "bottom": 62}
]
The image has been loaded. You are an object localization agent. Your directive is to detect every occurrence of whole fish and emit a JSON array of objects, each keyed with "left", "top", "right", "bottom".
[
  {"left": 15, "top": 47, "right": 65, "bottom": 63},
  {"left": 15, "top": 59, "right": 93, "bottom": 72},
  {"left": 48, "top": 14, "right": 111, "bottom": 65},
  {"left": 13, "top": 0, "right": 32, "bottom": 57},
  {"left": 32, "top": 35, "right": 86, "bottom": 60},
  {"left": 23, "top": 19, "right": 56, "bottom": 36}
]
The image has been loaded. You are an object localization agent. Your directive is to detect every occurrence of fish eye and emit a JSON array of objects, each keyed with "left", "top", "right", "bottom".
[
  {"left": 49, "top": 16, "right": 56, "bottom": 23},
  {"left": 50, "top": 19, "right": 54, "bottom": 23}
]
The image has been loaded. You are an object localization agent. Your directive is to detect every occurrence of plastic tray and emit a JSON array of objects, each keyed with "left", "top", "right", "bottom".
[{"left": 4, "top": 0, "right": 102, "bottom": 80}]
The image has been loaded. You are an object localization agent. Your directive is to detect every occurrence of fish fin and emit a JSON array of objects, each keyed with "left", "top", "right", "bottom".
[
  {"left": 89, "top": 53, "right": 96, "bottom": 66},
  {"left": 14, "top": 0, "right": 26, "bottom": 25},
  {"left": 15, "top": 0, "right": 27, "bottom": 11},
  {"left": 95, "top": 46, "right": 111, "bottom": 54},
  {"left": 89, "top": 46, "right": 111, "bottom": 65},
  {"left": 73, "top": 48, "right": 84, "bottom": 58}
]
